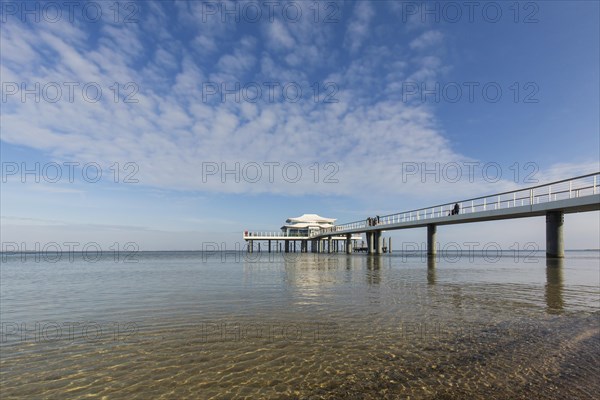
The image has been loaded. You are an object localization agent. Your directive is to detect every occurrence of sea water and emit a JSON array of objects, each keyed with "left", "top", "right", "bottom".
[{"left": 1, "top": 251, "right": 598, "bottom": 399}]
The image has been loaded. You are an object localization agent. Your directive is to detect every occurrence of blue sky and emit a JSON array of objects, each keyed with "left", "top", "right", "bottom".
[{"left": 1, "top": 0, "right": 599, "bottom": 250}]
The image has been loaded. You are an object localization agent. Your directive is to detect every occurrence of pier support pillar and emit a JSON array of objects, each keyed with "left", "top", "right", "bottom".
[
  {"left": 284, "top": 240, "right": 289, "bottom": 253},
  {"left": 248, "top": 240, "right": 253, "bottom": 253},
  {"left": 328, "top": 237, "right": 332, "bottom": 253},
  {"left": 367, "top": 232, "right": 374, "bottom": 254},
  {"left": 546, "top": 211, "right": 564, "bottom": 258},
  {"left": 346, "top": 234, "right": 352, "bottom": 254},
  {"left": 388, "top": 237, "right": 392, "bottom": 254},
  {"left": 427, "top": 225, "right": 437, "bottom": 256},
  {"left": 268, "top": 240, "right": 271, "bottom": 253},
  {"left": 372, "top": 232, "right": 377, "bottom": 254},
  {"left": 376, "top": 232, "right": 383, "bottom": 254}
]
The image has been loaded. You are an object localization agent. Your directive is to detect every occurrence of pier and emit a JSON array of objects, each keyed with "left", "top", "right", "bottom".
[
  {"left": 244, "top": 173, "right": 600, "bottom": 258},
  {"left": 242, "top": 231, "right": 362, "bottom": 254}
]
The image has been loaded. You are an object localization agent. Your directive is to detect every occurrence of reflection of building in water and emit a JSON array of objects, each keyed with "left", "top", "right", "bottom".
[
  {"left": 243, "top": 254, "right": 344, "bottom": 289},
  {"left": 243, "top": 253, "right": 389, "bottom": 290},
  {"left": 545, "top": 258, "right": 564, "bottom": 314}
]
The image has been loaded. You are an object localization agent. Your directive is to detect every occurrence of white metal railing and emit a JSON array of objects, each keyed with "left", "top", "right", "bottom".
[
  {"left": 243, "top": 231, "right": 309, "bottom": 238},
  {"left": 309, "top": 172, "right": 599, "bottom": 238}
]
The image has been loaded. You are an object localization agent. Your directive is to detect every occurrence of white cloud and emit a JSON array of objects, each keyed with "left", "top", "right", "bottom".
[
  {"left": 267, "top": 20, "right": 296, "bottom": 50},
  {"left": 193, "top": 34, "right": 218, "bottom": 54},
  {"left": 2, "top": 1, "right": 596, "bottom": 204},
  {"left": 344, "top": 2, "right": 375, "bottom": 53},
  {"left": 410, "top": 30, "right": 444, "bottom": 50}
]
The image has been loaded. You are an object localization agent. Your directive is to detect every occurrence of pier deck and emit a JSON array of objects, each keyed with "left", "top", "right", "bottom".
[{"left": 244, "top": 173, "right": 600, "bottom": 258}]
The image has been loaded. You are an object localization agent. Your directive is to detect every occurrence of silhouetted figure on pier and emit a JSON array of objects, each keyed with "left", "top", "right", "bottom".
[
  {"left": 452, "top": 203, "right": 460, "bottom": 215},
  {"left": 376, "top": 215, "right": 380, "bottom": 224}
]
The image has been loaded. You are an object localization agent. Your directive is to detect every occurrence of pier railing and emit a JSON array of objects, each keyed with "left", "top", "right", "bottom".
[
  {"left": 243, "top": 231, "right": 308, "bottom": 238},
  {"left": 243, "top": 231, "right": 361, "bottom": 239},
  {"left": 311, "top": 172, "right": 599, "bottom": 237}
]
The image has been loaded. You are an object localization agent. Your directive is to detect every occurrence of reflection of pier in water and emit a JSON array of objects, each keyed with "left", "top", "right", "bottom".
[
  {"left": 241, "top": 254, "right": 393, "bottom": 289},
  {"left": 425, "top": 254, "right": 565, "bottom": 312},
  {"left": 545, "top": 258, "right": 564, "bottom": 313},
  {"left": 427, "top": 256, "right": 436, "bottom": 285},
  {"left": 366, "top": 256, "right": 381, "bottom": 285},
  {"left": 242, "top": 252, "right": 567, "bottom": 313}
]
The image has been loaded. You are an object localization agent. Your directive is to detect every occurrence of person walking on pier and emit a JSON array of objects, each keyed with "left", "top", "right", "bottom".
[{"left": 452, "top": 203, "right": 460, "bottom": 215}]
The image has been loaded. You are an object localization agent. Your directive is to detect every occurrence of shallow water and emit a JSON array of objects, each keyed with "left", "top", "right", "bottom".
[{"left": 1, "top": 251, "right": 599, "bottom": 399}]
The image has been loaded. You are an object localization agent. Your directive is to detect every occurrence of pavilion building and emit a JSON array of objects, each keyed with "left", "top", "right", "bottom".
[
  {"left": 243, "top": 213, "right": 363, "bottom": 253},
  {"left": 280, "top": 214, "right": 337, "bottom": 237}
]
